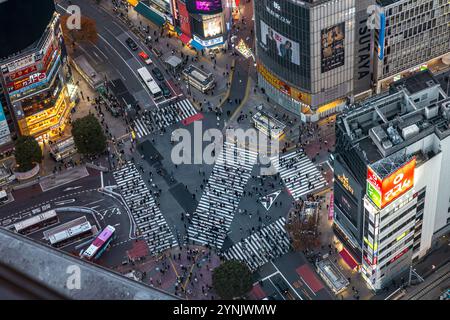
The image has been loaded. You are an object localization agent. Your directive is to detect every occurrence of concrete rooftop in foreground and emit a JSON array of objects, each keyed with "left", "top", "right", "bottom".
[{"left": 0, "top": 228, "right": 178, "bottom": 300}]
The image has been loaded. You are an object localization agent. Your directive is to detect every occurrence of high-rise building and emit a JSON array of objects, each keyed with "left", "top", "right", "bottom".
[
  {"left": 253, "top": 0, "right": 450, "bottom": 122},
  {"left": 0, "top": 0, "right": 72, "bottom": 144},
  {"left": 254, "top": 0, "right": 358, "bottom": 121},
  {"left": 333, "top": 70, "right": 450, "bottom": 290},
  {"left": 373, "top": 0, "right": 450, "bottom": 93}
]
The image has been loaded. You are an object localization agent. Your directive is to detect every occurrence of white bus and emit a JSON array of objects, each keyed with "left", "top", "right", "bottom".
[
  {"left": 182, "top": 65, "right": 215, "bottom": 93},
  {"left": 13, "top": 210, "right": 59, "bottom": 235},
  {"left": 137, "top": 67, "right": 162, "bottom": 98},
  {"left": 48, "top": 221, "right": 93, "bottom": 248}
]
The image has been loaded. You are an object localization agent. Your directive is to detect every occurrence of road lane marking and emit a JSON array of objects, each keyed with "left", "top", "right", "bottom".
[{"left": 270, "top": 262, "right": 304, "bottom": 300}]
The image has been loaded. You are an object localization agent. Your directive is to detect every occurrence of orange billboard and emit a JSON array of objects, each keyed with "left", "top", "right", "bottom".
[{"left": 367, "top": 158, "right": 416, "bottom": 209}]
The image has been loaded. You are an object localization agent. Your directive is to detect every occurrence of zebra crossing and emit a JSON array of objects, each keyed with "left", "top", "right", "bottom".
[
  {"left": 113, "top": 162, "right": 176, "bottom": 254},
  {"left": 272, "top": 150, "right": 327, "bottom": 201},
  {"left": 187, "top": 142, "right": 258, "bottom": 249},
  {"left": 133, "top": 98, "right": 197, "bottom": 138},
  {"left": 223, "top": 217, "right": 291, "bottom": 272}
]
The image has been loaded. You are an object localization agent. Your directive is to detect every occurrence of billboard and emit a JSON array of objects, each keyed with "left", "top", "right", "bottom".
[
  {"left": 187, "top": 0, "right": 223, "bottom": 14},
  {"left": 177, "top": 0, "right": 191, "bottom": 37},
  {"left": 259, "top": 19, "right": 300, "bottom": 66},
  {"left": 1, "top": 53, "right": 36, "bottom": 74},
  {"left": 320, "top": 22, "right": 345, "bottom": 73},
  {"left": 377, "top": 12, "right": 386, "bottom": 60},
  {"left": 366, "top": 158, "right": 416, "bottom": 209},
  {"left": 257, "top": 62, "right": 311, "bottom": 105}
]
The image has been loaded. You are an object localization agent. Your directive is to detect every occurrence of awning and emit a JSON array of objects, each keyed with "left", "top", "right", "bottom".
[
  {"left": 339, "top": 248, "right": 358, "bottom": 270},
  {"left": 179, "top": 33, "right": 191, "bottom": 45},
  {"left": 134, "top": 2, "right": 165, "bottom": 27},
  {"left": 190, "top": 39, "right": 204, "bottom": 51}
]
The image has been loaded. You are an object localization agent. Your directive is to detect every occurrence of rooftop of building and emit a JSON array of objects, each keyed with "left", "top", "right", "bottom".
[
  {"left": 337, "top": 70, "right": 450, "bottom": 178},
  {"left": 0, "top": 0, "right": 55, "bottom": 60},
  {"left": 0, "top": 228, "right": 178, "bottom": 300}
]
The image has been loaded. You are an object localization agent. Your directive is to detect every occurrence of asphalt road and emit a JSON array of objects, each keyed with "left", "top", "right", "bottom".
[
  {"left": 56, "top": 0, "right": 180, "bottom": 108},
  {"left": 0, "top": 169, "right": 135, "bottom": 268}
]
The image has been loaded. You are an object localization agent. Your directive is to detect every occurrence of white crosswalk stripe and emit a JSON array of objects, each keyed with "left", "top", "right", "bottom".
[
  {"left": 187, "top": 142, "right": 258, "bottom": 249},
  {"left": 223, "top": 217, "right": 291, "bottom": 271},
  {"left": 271, "top": 150, "right": 327, "bottom": 201},
  {"left": 132, "top": 98, "right": 198, "bottom": 138},
  {"left": 113, "top": 162, "right": 176, "bottom": 254}
]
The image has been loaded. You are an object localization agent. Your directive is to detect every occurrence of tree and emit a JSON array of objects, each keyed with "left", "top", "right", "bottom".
[
  {"left": 212, "top": 260, "right": 253, "bottom": 299},
  {"left": 71, "top": 114, "right": 107, "bottom": 156},
  {"left": 14, "top": 136, "right": 42, "bottom": 172},
  {"left": 286, "top": 214, "right": 321, "bottom": 252},
  {"left": 60, "top": 15, "right": 98, "bottom": 53}
]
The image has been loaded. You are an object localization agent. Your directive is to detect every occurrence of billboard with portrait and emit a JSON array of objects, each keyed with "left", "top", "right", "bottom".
[
  {"left": 320, "top": 22, "right": 345, "bottom": 73},
  {"left": 259, "top": 19, "right": 300, "bottom": 66}
]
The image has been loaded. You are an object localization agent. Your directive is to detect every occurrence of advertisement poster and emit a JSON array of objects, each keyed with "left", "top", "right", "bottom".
[
  {"left": 177, "top": 0, "right": 191, "bottom": 37},
  {"left": 320, "top": 22, "right": 345, "bottom": 73},
  {"left": 187, "top": 0, "right": 223, "bottom": 14},
  {"left": 366, "top": 158, "right": 416, "bottom": 209},
  {"left": 259, "top": 19, "right": 300, "bottom": 66}
]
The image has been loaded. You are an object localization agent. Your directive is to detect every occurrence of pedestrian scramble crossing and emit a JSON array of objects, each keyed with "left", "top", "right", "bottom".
[
  {"left": 272, "top": 150, "right": 327, "bottom": 201},
  {"left": 133, "top": 98, "right": 198, "bottom": 138},
  {"left": 113, "top": 162, "right": 176, "bottom": 254},
  {"left": 223, "top": 217, "right": 291, "bottom": 271},
  {"left": 187, "top": 142, "right": 258, "bottom": 249}
]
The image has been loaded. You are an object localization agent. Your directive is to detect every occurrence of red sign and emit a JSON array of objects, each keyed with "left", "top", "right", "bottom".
[
  {"left": 367, "top": 158, "right": 416, "bottom": 209},
  {"left": 9, "top": 65, "right": 38, "bottom": 81},
  {"left": 389, "top": 247, "right": 409, "bottom": 264},
  {"left": 177, "top": 0, "right": 191, "bottom": 38},
  {"left": 8, "top": 72, "right": 46, "bottom": 92},
  {"left": 381, "top": 158, "right": 415, "bottom": 207},
  {"left": 367, "top": 166, "right": 382, "bottom": 191}
]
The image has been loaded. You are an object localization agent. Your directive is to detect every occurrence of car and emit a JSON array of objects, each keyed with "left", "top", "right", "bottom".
[
  {"left": 151, "top": 67, "right": 164, "bottom": 81},
  {"left": 125, "top": 37, "right": 138, "bottom": 51},
  {"left": 152, "top": 47, "right": 162, "bottom": 57},
  {"left": 138, "top": 51, "right": 153, "bottom": 65},
  {"left": 159, "top": 82, "right": 171, "bottom": 98}
]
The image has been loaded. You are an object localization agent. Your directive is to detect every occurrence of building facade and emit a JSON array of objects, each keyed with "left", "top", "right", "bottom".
[
  {"left": 254, "top": 0, "right": 357, "bottom": 121},
  {"left": 374, "top": 0, "right": 450, "bottom": 93},
  {"left": 333, "top": 70, "right": 450, "bottom": 290},
  {"left": 0, "top": 8, "right": 72, "bottom": 143}
]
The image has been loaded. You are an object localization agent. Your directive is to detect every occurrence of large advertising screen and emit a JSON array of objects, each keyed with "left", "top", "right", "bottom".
[
  {"left": 334, "top": 183, "right": 359, "bottom": 226},
  {"left": 187, "top": 0, "right": 223, "bottom": 14},
  {"left": 177, "top": 0, "right": 191, "bottom": 37},
  {"left": 259, "top": 19, "right": 300, "bottom": 66},
  {"left": 366, "top": 158, "right": 416, "bottom": 209},
  {"left": 320, "top": 22, "right": 345, "bottom": 73}
]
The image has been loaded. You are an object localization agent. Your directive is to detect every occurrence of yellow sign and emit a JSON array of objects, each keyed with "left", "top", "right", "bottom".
[
  {"left": 257, "top": 62, "right": 311, "bottom": 105},
  {"left": 337, "top": 173, "right": 354, "bottom": 195}
]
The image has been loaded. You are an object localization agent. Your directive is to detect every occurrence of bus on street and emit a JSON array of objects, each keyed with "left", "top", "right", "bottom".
[
  {"left": 137, "top": 67, "right": 162, "bottom": 98},
  {"left": 81, "top": 225, "right": 116, "bottom": 261},
  {"left": 48, "top": 221, "right": 93, "bottom": 248},
  {"left": 13, "top": 210, "right": 59, "bottom": 235}
]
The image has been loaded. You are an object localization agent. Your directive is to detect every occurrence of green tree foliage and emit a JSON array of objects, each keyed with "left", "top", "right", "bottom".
[
  {"left": 14, "top": 136, "right": 42, "bottom": 172},
  {"left": 71, "top": 114, "right": 107, "bottom": 156},
  {"left": 212, "top": 260, "right": 253, "bottom": 299}
]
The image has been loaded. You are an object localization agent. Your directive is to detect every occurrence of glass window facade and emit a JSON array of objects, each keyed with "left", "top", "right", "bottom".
[{"left": 255, "top": 0, "right": 311, "bottom": 90}]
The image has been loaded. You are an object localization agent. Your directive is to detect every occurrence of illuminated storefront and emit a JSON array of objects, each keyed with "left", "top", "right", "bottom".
[{"left": 0, "top": 12, "right": 72, "bottom": 142}]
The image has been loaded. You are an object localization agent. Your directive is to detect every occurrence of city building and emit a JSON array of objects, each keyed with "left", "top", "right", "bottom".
[
  {"left": 333, "top": 70, "right": 450, "bottom": 290},
  {"left": 0, "top": 0, "right": 73, "bottom": 144},
  {"left": 254, "top": 0, "right": 358, "bottom": 122},
  {"left": 129, "top": 0, "right": 233, "bottom": 50},
  {"left": 373, "top": 0, "right": 450, "bottom": 93}
]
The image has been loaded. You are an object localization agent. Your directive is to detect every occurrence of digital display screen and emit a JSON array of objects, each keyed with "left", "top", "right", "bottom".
[{"left": 187, "top": 0, "right": 223, "bottom": 14}]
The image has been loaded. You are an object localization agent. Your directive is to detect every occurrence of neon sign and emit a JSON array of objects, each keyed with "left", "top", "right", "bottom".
[{"left": 366, "top": 158, "right": 416, "bottom": 209}]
